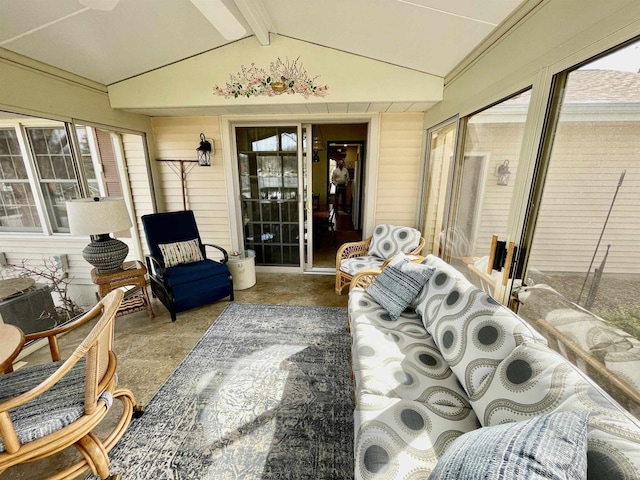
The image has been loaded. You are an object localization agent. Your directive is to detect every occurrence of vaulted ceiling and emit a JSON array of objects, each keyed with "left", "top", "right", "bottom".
[{"left": 1, "top": 0, "right": 526, "bottom": 86}]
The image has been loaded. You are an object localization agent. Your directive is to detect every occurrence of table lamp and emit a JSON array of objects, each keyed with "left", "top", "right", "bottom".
[{"left": 66, "top": 197, "right": 133, "bottom": 273}]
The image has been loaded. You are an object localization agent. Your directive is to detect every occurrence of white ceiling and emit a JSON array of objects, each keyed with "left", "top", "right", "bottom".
[{"left": 1, "top": 0, "right": 525, "bottom": 86}]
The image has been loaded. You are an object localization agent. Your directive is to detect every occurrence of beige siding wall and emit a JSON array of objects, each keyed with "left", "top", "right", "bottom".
[
  {"left": 375, "top": 113, "right": 424, "bottom": 227},
  {"left": 151, "top": 117, "right": 232, "bottom": 254},
  {"left": 528, "top": 122, "right": 640, "bottom": 274},
  {"left": 463, "top": 122, "right": 526, "bottom": 258}
]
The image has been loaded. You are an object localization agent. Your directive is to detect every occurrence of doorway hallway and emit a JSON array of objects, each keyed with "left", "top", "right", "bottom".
[
  {"left": 312, "top": 209, "right": 361, "bottom": 267},
  {"left": 308, "top": 124, "right": 367, "bottom": 269}
]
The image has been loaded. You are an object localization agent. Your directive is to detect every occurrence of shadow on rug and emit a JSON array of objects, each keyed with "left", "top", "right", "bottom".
[{"left": 102, "top": 303, "right": 354, "bottom": 479}]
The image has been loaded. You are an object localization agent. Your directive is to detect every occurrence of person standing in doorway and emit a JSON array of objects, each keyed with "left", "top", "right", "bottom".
[{"left": 331, "top": 159, "right": 350, "bottom": 213}]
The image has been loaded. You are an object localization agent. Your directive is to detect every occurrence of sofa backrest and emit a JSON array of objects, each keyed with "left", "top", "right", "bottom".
[
  {"left": 422, "top": 274, "right": 546, "bottom": 400},
  {"left": 412, "top": 255, "right": 468, "bottom": 327},
  {"left": 417, "top": 255, "right": 640, "bottom": 479},
  {"left": 471, "top": 340, "right": 640, "bottom": 479}
]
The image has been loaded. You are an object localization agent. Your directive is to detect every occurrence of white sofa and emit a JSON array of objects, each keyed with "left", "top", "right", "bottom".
[{"left": 348, "top": 254, "right": 640, "bottom": 479}]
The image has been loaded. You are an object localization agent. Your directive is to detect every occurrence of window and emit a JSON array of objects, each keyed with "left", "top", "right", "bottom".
[
  {"left": 26, "top": 126, "right": 80, "bottom": 233},
  {"left": 517, "top": 39, "right": 640, "bottom": 413},
  {"left": 441, "top": 90, "right": 532, "bottom": 296},
  {"left": 0, "top": 111, "right": 126, "bottom": 235},
  {"left": 0, "top": 128, "right": 40, "bottom": 231}
]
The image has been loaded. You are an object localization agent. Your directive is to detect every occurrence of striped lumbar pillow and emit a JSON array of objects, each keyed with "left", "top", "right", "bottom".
[
  {"left": 159, "top": 238, "right": 204, "bottom": 267},
  {"left": 366, "top": 251, "right": 434, "bottom": 320},
  {"left": 429, "top": 410, "right": 590, "bottom": 480}
]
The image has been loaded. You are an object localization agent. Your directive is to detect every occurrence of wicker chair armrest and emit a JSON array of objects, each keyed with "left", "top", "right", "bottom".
[
  {"left": 350, "top": 269, "right": 381, "bottom": 290},
  {"left": 380, "top": 252, "right": 426, "bottom": 270},
  {"left": 336, "top": 237, "right": 372, "bottom": 263},
  {"left": 410, "top": 236, "right": 426, "bottom": 255}
]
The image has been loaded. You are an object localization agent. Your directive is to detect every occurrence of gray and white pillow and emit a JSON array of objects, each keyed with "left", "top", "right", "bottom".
[
  {"left": 429, "top": 410, "right": 590, "bottom": 480},
  {"left": 366, "top": 252, "right": 434, "bottom": 320}
]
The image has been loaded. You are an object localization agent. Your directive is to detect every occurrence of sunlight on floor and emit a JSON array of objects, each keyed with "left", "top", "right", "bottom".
[{"left": 196, "top": 344, "right": 307, "bottom": 478}]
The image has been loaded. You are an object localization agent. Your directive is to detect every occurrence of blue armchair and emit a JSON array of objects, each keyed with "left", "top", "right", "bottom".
[{"left": 141, "top": 210, "right": 233, "bottom": 322}]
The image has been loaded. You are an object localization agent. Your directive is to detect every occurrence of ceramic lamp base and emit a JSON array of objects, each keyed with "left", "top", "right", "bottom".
[{"left": 83, "top": 238, "right": 129, "bottom": 273}]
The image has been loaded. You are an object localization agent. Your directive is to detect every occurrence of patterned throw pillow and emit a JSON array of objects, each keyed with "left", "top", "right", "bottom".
[
  {"left": 429, "top": 410, "right": 590, "bottom": 480},
  {"left": 367, "top": 224, "right": 421, "bottom": 260},
  {"left": 366, "top": 252, "right": 434, "bottom": 320},
  {"left": 159, "top": 238, "right": 204, "bottom": 267}
]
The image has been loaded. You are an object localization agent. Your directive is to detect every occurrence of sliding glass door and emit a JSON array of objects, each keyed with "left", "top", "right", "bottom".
[{"left": 236, "top": 126, "right": 301, "bottom": 267}]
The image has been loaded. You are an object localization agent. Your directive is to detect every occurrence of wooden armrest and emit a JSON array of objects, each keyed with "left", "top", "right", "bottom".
[
  {"left": 350, "top": 269, "right": 381, "bottom": 290},
  {"left": 23, "top": 297, "right": 107, "bottom": 362},
  {"left": 336, "top": 237, "right": 372, "bottom": 269},
  {"left": 145, "top": 254, "right": 165, "bottom": 278}
]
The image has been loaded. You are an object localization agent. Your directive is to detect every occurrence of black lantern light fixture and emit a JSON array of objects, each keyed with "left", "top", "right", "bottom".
[
  {"left": 197, "top": 133, "right": 213, "bottom": 166},
  {"left": 496, "top": 159, "right": 511, "bottom": 186}
]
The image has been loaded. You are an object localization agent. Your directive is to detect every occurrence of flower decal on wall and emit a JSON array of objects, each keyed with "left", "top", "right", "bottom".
[{"left": 214, "top": 57, "right": 329, "bottom": 99}]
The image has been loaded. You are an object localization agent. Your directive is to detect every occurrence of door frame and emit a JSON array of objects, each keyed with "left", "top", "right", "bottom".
[{"left": 221, "top": 114, "right": 380, "bottom": 273}]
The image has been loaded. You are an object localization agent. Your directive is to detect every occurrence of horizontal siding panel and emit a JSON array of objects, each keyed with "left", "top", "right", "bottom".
[
  {"left": 375, "top": 113, "right": 423, "bottom": 228},
  {"left": 152, "top": 116, "right": 230, "bottom": 246}
]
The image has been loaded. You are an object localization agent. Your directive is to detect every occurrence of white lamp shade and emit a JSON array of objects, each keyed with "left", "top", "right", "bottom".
[{"left": 66, "top": 197, "right": 132, "bottom": 236}]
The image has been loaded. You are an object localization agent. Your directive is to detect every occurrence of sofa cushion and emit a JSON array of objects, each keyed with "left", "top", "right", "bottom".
[
  {"left": 0, "top": 360, "right": 86, "bottom": 452},
  {"left": 367, "top": 224, "right": 421, "bottom": 260},
  {"left": 429, "top": 410, "right": 590, "bottom": 480},
  {"left": 352, "top": 323, "right": 470, "bottom": 405},
  {"left": 428, "top": 281, "right": 546, "bottom": 400},
  {"left": 349, "top": 288, "right": 424, "bottom": 334},
  {"left": 340, "top": 256, "right": 385, "bottom": 275},
  {"left": 411, "top": 266, "right": 470, "bottom": 331},
  {"left": 354, "top": 393, "right": 479, "bottom": 480},
  {"left": 366, "top": 252, "right": 435, "bottom": 320},
  {"left": 165, "top": 258, "right": 229, "bottom": 286},
  {"left": 470, "top": 341, "right": 640, "bottom": 480}
]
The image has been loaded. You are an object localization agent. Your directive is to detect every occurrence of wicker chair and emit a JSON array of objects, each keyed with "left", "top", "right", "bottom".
[
  {"left": 335, "top": 224, "right": 425, "bottom": 295},
  {"left": 0, "top": 290, "right": 136, "bottom": 480}
]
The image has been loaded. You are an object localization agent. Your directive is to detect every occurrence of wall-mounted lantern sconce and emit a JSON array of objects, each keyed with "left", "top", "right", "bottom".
[
  {"left": 496, "top": 159, "right": 511, "bottom": 186},
  {"left": 197, "top": 133, "right": 213, "bottom": 166}
]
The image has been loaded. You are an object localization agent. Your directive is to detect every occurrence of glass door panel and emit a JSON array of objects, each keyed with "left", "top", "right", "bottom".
[
  {"left": 237, "top": 126, "right": 300, "bottom": 266},
  {"left": 443, "top": 90, "right": 531, "bottom": 297},
  {"left": 423, "top": 119, "right": 457, "bottom": 255}
]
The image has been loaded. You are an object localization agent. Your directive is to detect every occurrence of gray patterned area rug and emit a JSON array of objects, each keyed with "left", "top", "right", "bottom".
[{"left": 103, "top": 303, "right": 354, "bottom": 479}]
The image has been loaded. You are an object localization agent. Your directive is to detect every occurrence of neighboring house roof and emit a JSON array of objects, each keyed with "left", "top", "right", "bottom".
[
  {"left": 565, "top": 70, "right": 640, "bottom": 103},
  {"left": 484, "top": 70, "right": 640, "bottom": 118}
]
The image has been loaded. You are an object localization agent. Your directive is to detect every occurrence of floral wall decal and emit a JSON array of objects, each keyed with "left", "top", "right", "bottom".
[{"left": 214, "top": 57, "right": 329, "bottom": 99}]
